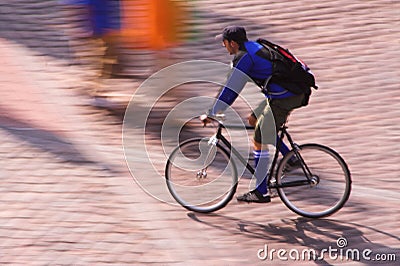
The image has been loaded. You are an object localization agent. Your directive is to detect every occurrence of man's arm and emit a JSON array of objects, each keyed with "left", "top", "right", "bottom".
[{"left": 208, "top": 53, "right": 253, "bottom": 116}]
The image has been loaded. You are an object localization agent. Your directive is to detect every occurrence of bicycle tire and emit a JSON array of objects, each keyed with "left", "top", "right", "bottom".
[
  {"left": 165, "top": 138, "right": 238, "bottom": 213},
  {"left": 276, "top": 144, "right": 351, "bottom": 218}
]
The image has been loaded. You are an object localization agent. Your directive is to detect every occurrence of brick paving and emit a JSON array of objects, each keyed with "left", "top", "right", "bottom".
[{"left": 0, "top": 0, "right": 399, "bottom": 265}]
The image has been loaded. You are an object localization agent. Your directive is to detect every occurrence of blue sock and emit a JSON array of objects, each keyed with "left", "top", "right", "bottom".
[
  {"left": 277, "top": 137, "right": 297, "bottom": 163},
  {"left": 277, "top": 136, "right": 290, "bottom": 156},
  {"left": 253, "top": 150, "right": 269, "bottom": 195}
]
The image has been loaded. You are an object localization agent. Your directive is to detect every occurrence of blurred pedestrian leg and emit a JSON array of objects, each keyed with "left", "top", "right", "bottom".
[{"left": 60, "top": 0, "right": 122, "bottom": 97}]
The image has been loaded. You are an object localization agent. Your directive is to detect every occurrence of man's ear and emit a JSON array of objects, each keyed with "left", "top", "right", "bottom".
[{"left": 230, "top": 40, "right": 239, "bottom": 48}]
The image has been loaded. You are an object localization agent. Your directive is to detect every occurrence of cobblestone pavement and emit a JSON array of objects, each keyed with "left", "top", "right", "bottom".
[{"left": 0, "top": 0, "right": 399, "bottom": 265}]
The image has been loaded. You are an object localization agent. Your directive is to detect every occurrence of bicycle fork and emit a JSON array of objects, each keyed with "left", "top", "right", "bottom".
[{"left": 196, "top": 135, "right": 219, "bottom": 180}]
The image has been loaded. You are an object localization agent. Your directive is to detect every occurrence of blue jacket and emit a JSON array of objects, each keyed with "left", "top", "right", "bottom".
[{"left": 210, "top": 41, "right": 296, "bottom": 115}]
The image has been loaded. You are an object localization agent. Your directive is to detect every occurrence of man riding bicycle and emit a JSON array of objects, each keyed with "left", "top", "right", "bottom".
[{"left": 201, "top": 26, "right": 306, "bottom": 203}]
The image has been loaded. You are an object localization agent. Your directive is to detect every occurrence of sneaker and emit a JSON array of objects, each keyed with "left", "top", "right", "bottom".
[{"left": 237, "top": 189, "right": 271, "bottom": 203}]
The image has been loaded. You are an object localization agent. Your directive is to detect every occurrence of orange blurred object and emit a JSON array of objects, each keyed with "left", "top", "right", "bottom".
[{"left": 120, "top": 0, "right": 187, "bottom": 50}]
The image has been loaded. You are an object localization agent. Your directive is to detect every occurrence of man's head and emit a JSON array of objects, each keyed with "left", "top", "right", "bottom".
[{"left": 216, "top": 26, "right": 248, "bottom": 55}]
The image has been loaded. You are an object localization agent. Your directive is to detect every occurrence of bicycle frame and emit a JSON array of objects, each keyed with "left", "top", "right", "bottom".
[{"left": 210, "top": 121, "right": 314, "bottom": 189}]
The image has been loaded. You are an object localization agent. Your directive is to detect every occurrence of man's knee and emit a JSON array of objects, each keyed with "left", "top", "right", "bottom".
[
  {"left": 253, "top": 140, "right": 269, "bottom": 151},
  {"left": 248, "top": 113, "right": 257, "bottom": 127}
]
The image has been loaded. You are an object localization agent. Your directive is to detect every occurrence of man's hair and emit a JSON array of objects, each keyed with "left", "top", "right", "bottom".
[{"left": 218, "top": 26, "right": 248, "bottom": 44}]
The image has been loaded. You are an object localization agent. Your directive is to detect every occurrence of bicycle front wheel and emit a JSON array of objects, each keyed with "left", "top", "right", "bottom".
[
  {"left": 165, "top": 138, "right": 238, "bottom": 213},
  {"left": 276, "top": 144, "right": 351, "bottom": 218}
]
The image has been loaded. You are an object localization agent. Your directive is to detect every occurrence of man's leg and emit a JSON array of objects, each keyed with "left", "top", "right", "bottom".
[
  {"left": 237, "top": 95, "right": 305, "bottom": 203},
  {"left": 252, "top": 102, "right": 275, "bottom": 195},
  {"left": 236, "top": 141, "right": 271, "bottom": 203},
  {"left": 269, "top": 94, "right": 306, "bottom": 165},
  {"left": 237, "top": 100, "right": 274, "bottom": 203},
  {"left": 252, "top": 148, "right": 269, "bottom": 195},
  {"left": 249, "top": 99, "right": 290, "bottom": 156},
  {"left": 250, "top": 112, "right": 291, "bottom": 156},
  {"left": 269, "top": 94, "right": 305, "bottom": 131}
]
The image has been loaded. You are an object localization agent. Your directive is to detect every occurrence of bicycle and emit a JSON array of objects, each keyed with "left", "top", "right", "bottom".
[{"left": 165, "top": 116, "right": 351, "bottom": 218}]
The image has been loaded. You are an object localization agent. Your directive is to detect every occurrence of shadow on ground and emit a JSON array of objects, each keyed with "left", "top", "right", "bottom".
[{"left": 188, "top": 210, "right": 399, "bottom": 264}]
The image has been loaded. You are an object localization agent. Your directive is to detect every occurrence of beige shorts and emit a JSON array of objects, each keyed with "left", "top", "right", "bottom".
[{"left": 253, "top": 94, "right": 305, "bottom": 144}]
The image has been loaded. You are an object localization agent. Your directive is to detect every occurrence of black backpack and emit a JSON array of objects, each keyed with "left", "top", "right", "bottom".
[{"left": 256, "top": 38, "right": 318, "bottom": 105}]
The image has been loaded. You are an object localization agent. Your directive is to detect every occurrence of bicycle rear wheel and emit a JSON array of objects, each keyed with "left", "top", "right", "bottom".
[
  {"left": 165, "top": 138, "right": 238, "bottom": 213},
  {"left": 276, "top": 144, "right": 351, "bottom": 218}
]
